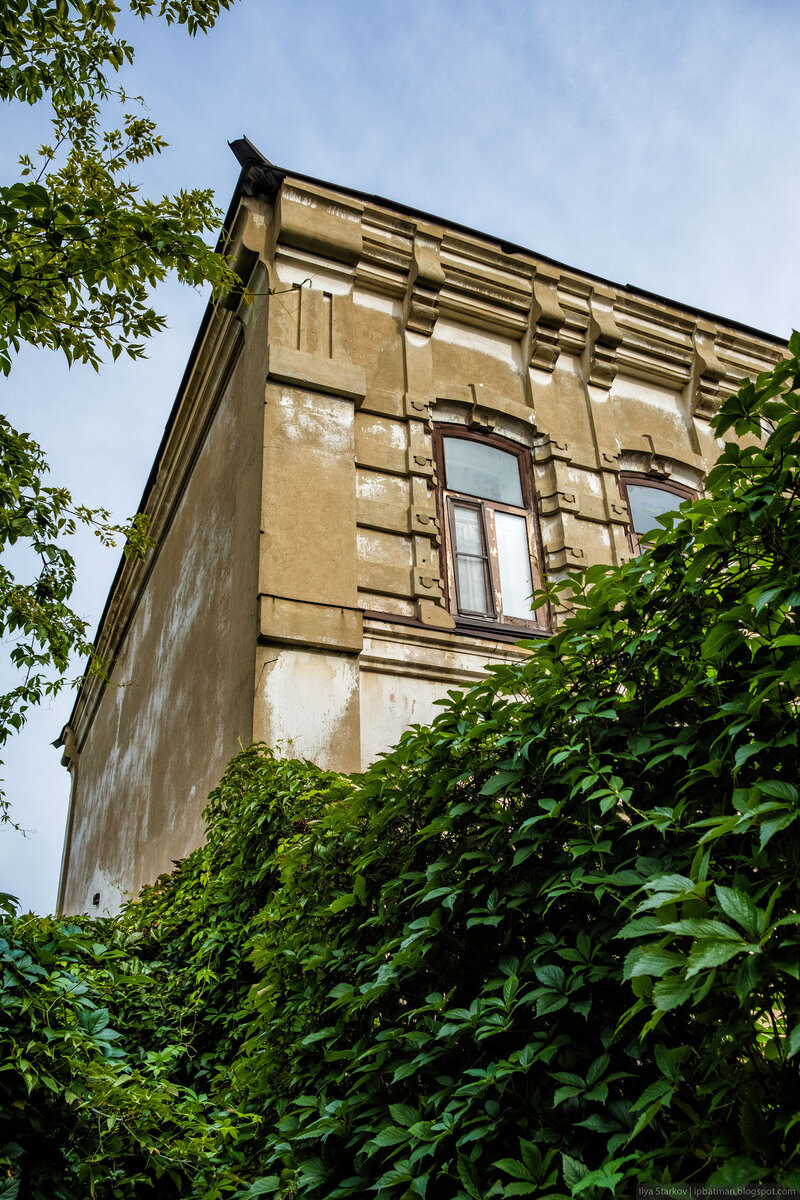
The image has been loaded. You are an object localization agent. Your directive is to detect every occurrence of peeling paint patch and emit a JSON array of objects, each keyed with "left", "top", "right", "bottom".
[
  {"left": 262, "top": 650, "right": 358, "bottom": 770},
  {"left": 357, "top": 530, "right": 413, "bottom": 565},
  {"left": 356, "top": 470, "right": 409, "bottom": 504},
  {"left": 274, "top": 262, "right": 351, "bottom": 294},
  {"left": 277, "top": 391, "right": 354, "bottom": 451},
  {"left": 360, "top": 419, "right": 407, "bottom": 450},
  {"left": 360, "top": 673, "right": 444, "bottom": 767},
  {"left": 435, "top": 317, "right": 519, "bottom": 367},
  {"left": 611, "top": 375, "right": 683, "bottom": 415},
  {"left": 353, "top": 288, "right": 401, "bottom": 316}
]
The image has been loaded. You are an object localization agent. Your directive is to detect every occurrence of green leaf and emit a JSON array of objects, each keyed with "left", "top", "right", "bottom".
[
  {"left": 760, "top": 811, "right": 797, "bottom": 849},
  {"left": 371, "top": 1126, "right": 409, "bottom": 1147},
  {"left": 389, "top": 1103, "right": 419, "bottom": 1127},
  {"left": 757, "top": 779, "right": 798, "bottom": 800},
  {"left": 495, "top": 1159, "right": 533, "bottom": 1181},
  {"left": 480, "top": 771, "right": 520, "bottom": 796},
  {"left": 652, "top": 976, "right": 694, "bottom": 1010},
  {"left": 715, "top": 886, "right": 762, "bottom": 938},
  {"left": 623, "top": 947, "right": 685, "bottom": 980},
  {"left": 247, "top": 1179, "right": 280, "bottom": 1197},
  {"left": 561, "top": 1154, "right": 588, "bottom": 1190},
  {"left": 685, "top": 938, "right": 748, "bottom": 977}
]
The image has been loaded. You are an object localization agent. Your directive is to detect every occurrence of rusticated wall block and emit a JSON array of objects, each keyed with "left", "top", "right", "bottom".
[{"left": 545, "top": 543, "right": 586, "bottom": 571}]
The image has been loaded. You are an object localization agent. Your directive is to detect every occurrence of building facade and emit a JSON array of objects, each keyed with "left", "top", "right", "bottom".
[{"left": 57, "top": 139, "right": 785, "bottom": 914}]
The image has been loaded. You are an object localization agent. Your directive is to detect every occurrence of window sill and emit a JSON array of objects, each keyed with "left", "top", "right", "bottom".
[
  {"left": 453, "top": 616, "right": 549, "bottom": 643},
  {"left": 362, "top": 609, "right": 549, "bottom": 644}
]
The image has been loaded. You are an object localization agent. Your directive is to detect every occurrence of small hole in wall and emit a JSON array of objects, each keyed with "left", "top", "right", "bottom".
[{"left": 92, "top": 892, "right": 100, "bottom": 907}]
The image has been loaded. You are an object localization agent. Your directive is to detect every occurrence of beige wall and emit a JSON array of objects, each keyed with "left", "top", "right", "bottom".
[
  {"left": 248, "top": 179, "right": 782, "bottom": 775},
  {"left": 59, "top": 289, "right": 268, "bottom": 914}
]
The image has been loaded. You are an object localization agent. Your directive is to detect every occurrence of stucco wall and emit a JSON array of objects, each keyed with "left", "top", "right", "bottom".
[{"left": 59, "top": 296, "right": 267, "bottom": 914}]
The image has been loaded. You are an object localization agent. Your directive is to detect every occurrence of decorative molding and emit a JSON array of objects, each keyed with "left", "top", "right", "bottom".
[
  {"left": 356, "top": 206, "right": 414, "bottom": 299},
  {"left": 467, "top": 382, "right": 535, "bottom": 434},
  {"left": 59, "top": 724, "right": 79, "bottom": 770},
  {"left": 583, "top": 288, "right": 622, "bottom": 389},
  {"left": 274, "top": 182, "right": 363, "bottom": 265},
  {"left": 526, "top": 267, "right": 566, "bottom": 371},
  {"left": 258, "top": 594, "right": 363, "bottom": 654},
  {"left": 404, "top": 391, "right": 433, "bottom": 424},
  {"left": 539, "top": 489, "right": 579, "bottom": 516},
  {"left": 533, "top": 436, "right": 573, "bottom": 464},
  {"left": 403, "top": 229, "right": 445, "bottom": 335},
  {"left": 690, "top": 319, "right": 727, "bottom": 420},
  {"left": 544, "top": 542, "right": 586, "bottom": 571}
]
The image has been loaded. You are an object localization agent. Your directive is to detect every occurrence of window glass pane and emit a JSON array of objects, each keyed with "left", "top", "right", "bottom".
[
  {"left": 452, "top": 505, "right": 491, "bottom": 614},
  {"left": 444, "top": 438, "right": 524, "bottom": 506},
  {"left": 627, "top": 485, "right": 684, "bottom": 535},
  {"left": 453, "top": 505, "right": 484, "bottom": 554},
  {"left": 495, "top": 511, "right": 533, "bottom": 619},
  {"left": 456, "top": 557, "right": 492, "bottom": 615}
]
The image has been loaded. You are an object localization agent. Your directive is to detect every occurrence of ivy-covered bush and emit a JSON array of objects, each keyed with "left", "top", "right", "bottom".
[
  {"left": 3, "top": 343, "right": 800, "bottom": 1197},
  {"left": 0, "top": 896, "right": 245, "bottom": 1198}
]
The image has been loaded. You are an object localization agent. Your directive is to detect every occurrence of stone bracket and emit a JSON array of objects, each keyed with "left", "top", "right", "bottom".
[
  {"left": 416, "top": 598, "right": 455, "bottom": 628},
  {"left": 411, "top": 507, "right": 440, "bottom": 539},
  {"left": 404, "top": 391, "right": 433, "bottom": 424},
  {"left": 583, "top": 288, "right": 622, "bottom": 390},
  {"left": 545, "top": 543, "right": 585, "bottom": 571},
  {"left": 533, "top": 436, "right": 572, "bottom": 464},
  {"left": 407, "top": 450, "right": 435, "bottom": 478},
  {"left": 413, "top": 569, "right": 446, "bottom": 600},
  {"left": 539, "top": 489, "right": 579, "bottom": 516},
  {"left": 690, "top": 319, "right": 727, "bottom": 420},
  {"left": 526, "top": 266, "right": 566, "bottom": 372},
  {"left": 404, "top": 229, "right": 445, "bottom": 335}
]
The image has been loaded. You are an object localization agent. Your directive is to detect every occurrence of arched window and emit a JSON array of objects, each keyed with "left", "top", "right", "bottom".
[
  {"left": 619, "top": 473, "right": 695, "bottom": 551},
  {"left": 434, "top": 428, "right": 546, "bottom": 633}
]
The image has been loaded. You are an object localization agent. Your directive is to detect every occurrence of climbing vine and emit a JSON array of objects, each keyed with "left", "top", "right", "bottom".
[{"left": 2, "top": 342, "right": 800, "bottom": 1196}]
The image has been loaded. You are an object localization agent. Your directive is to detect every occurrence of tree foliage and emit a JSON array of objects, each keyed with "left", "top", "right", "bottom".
[
  {"left": 0, "top": 0, "right": 239, "bottom": 809},
  {"left": 2, "top": 348, "right": 800, "bottom": 1196},
  {"left": 0, "top": 0, "right": 239, "bottom": 373}
]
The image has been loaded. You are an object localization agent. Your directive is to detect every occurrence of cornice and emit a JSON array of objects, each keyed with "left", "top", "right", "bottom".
[{"left": 272, "top": 175, "right": 785, "bottom": 398}]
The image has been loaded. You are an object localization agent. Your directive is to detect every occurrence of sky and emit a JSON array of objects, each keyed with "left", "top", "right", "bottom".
[{"left": 1, "top": 0, "right": 799, "bottom": 913}]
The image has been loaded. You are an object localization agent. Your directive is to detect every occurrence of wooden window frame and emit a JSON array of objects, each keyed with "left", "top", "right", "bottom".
[
  {"left": 433, "top": 426, "right": 548, "bottom": 636},
  {"left": 618, "top": 472, "right": 696, "bottom": 552}
]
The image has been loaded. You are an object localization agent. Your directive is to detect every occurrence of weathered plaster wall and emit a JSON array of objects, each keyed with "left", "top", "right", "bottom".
[
  {"left": 246, "top": 178, "right": 784, "bottom": 775},
  {"left": 59, "top": 290, "right": 268, "bottom": 914}
]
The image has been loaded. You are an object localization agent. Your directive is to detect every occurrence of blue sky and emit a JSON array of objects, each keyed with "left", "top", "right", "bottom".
[{"left": 2, "top": 0, "right": 799, "bottom": 912}]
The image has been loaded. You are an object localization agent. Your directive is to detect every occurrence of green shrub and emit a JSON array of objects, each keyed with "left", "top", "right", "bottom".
[{"left": 4, "top": 342, "right": 800, "bottom": 1196}]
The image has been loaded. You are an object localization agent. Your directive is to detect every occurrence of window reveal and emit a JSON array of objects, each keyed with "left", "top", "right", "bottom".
[{"left": 436, "top": 430, "right": 545, "bottom": 630}]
